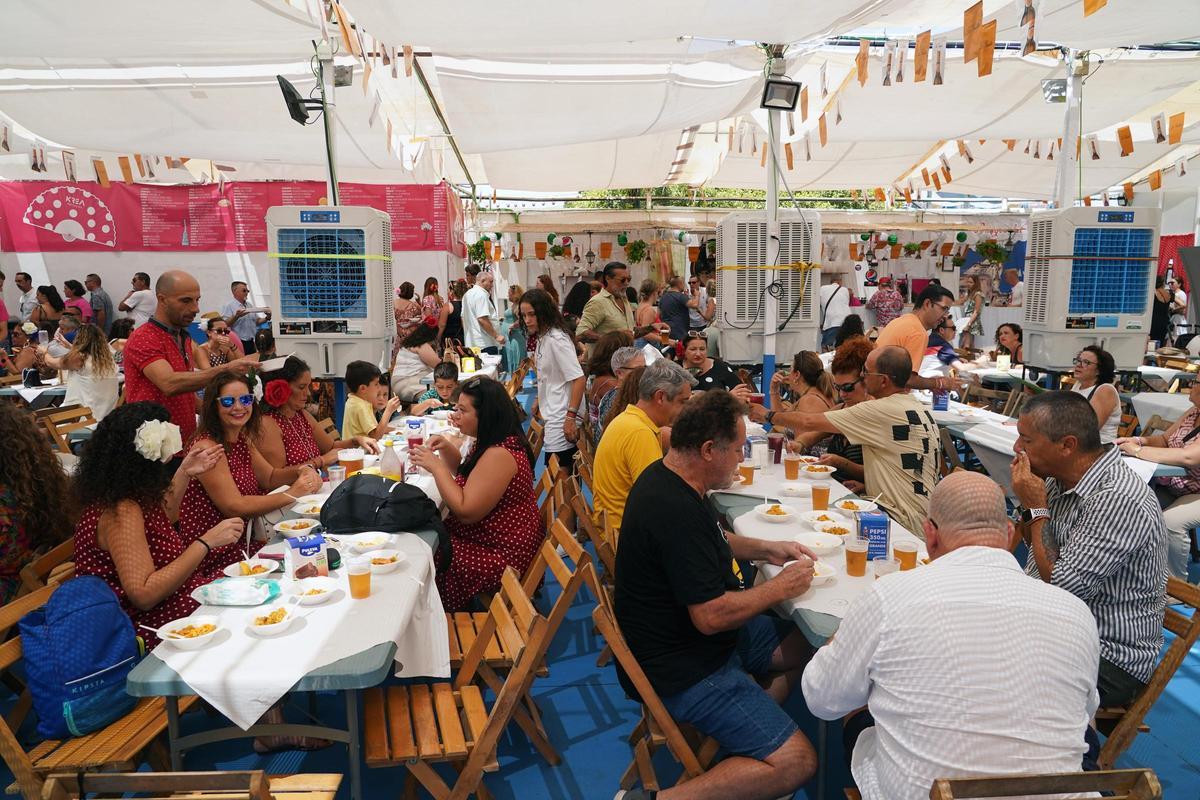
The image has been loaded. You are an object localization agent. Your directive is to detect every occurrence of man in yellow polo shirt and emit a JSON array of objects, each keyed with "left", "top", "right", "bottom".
[{"left": 593, "top": 359, "right": 696, "bottom": 530}]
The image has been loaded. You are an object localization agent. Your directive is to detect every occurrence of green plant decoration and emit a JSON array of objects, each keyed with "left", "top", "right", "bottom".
[
  {"left": 548, "top": 244, "right": 565, "bottom": 259},
  {"left": 467, "top": 239, "right": 488, "bottom": 266},
  {"left": 625, "top": 239, "right": 649, "bottom": 263},
  {"left": 902, "top": 242, "right": 923, "bottom": 257},
  {"left": 973, "top": 238, "right": 1010, "bottom": 265},
  {"left": 952, "top": 255, "right": 966, "bottom": 268}
]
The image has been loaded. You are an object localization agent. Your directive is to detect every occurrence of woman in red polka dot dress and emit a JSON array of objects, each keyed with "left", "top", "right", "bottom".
[
  {"left": 255, "top": 356, "right": 380, "bottom": 471},
  {"left": 73, "top": 402, "right": 245, "bottom": 648},
  {"left": 410, "top": 376, "right": 544, "bottom": 611},
  {"left": 178, "top": 371, "right": 323, "bottom": 572}
]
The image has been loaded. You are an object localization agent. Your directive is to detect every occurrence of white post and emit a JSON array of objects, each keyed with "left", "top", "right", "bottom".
[
  {"left": 1053, "top": 50, "right": 1082, "bottom": 209},
  {"left": 763, "top": 85, "right": 781, "bottom": 392},
  {"left": 316, "top": 42, "right": 340, "bottom": 206}
]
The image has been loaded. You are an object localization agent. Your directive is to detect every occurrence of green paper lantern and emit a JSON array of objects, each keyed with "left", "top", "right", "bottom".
[
  {"left": 547, "top": 233, "right": 557, "bottom": 244},
  {"left": 677, "top": 231, "right": 687, "bottom": 242},
  {"left": 859, "top": 232, "right": 871, "bottom": 241},
  {"left": 956, "top": 231, "right": 968, "bottom": 242},
  {"left": 617, "top": 232, "right": 629, "bottom": 247},
  {"left": 887, "top": 234, "right": 898, "bottom": 245}
]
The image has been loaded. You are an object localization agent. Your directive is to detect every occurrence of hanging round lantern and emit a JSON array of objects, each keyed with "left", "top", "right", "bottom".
[
  {"left": 956, "top": 231, "right": 968, "bottom": 243},
  {"left": 859, "top": 232, "right": 871, "bottom": 241},
  {"left": 887, "top": 234, "right": 898, "bottom": 245},
  {"left": 617, "top": 232, "right": 629, "bottom": 247},
  {"left": 677, "top": 231, "right": 687, "bottom": 243},
  {"left": 561, "top": 235, "right": 573, "bottom": 246},
  {"left": 547, "top": 233, "right": 557, "bottom": 244}
]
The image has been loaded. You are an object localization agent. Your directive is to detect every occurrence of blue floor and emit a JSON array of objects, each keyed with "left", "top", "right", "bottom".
[{"left": 4, "top": 382, "right": 1200, "bottom": 798}]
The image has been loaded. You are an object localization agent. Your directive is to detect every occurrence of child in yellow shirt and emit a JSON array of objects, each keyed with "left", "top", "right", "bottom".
[{"left": 342, "top": 360, "right": 401, "bottom": 440}]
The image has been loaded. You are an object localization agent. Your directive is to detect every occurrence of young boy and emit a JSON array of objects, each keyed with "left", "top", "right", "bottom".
[
  {"left": 342, "top": 360, "right": 401, "bottom": 439},
  {"left": 411, "top": 361, "right": 459, "bottom": 415}
]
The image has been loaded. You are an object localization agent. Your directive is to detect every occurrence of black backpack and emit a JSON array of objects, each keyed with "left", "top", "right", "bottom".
[{"left": 319, "top": 474, "right": 451, "bottom": 569}]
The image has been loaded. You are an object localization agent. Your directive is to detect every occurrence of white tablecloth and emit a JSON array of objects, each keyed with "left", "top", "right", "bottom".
[
  {"left": 155, "top": 535, "right": 448, "bottom": 730},
  {"left": 1131, "top": 392, "right": 1193, "bottom": 425},
  {"left": 719, "top": 467, "right": 929, "bottom": 621}
]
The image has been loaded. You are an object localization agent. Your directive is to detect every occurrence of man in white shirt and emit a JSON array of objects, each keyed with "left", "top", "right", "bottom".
[
  {"left": 221, "top": 280, "right": 271, "bottom": 354},
  {"left": 818, "top": 274, "right": 851, "bottom": 349},
  {"left": 462, "top": 270, "right": 503, "bottom": 351},
  {"left": 1004, "top": 268, "right": 1025, "bottom": 307},
  {"left": 801, "top": 471, "right": 1099, "bottom": 800},
  {"left": 118, "top": 271, "right": 156, "bottom": 327},
  {"left": 1168, "top": 277, "right": 1188, "bottom": 338},
  {"left": 14, "top": 272, "right": 38, "bottom": 322}
]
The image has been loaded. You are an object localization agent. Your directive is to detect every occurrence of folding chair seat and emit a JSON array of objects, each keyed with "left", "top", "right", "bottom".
[{"left": 929, "top": 768, "right": 1160, "bottom": 799}]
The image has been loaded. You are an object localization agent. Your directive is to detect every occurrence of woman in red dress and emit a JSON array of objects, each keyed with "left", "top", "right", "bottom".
[
  {"left": 73, "top": 402, "right": 244, "bottom": 647},
  {"left": 178, "top": 371, "right": 323, "bottom": 572},
  {"left": 410, "top": 376, "right": 544, "bottom": 611},
  {"left": 255, "top": 356, "right": 380, "bottom": 470}
]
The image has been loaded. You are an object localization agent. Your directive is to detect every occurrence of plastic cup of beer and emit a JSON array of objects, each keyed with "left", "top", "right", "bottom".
[
  {"left": 348, "top": 558, "right": 372, "bottom": 599},
  {"left": 893, "top": 540, "right": 919, "bottom": 571},
  {"left": 845, "top": 538, "right": 869, "bottom": 577},
  {"left": 811, "top": 481, "right": 831, "bottom": 511},
  {"left": 338, "top": 448, "right": 365, "bottom": 476},
  {"left": 737, "top": 462, "right": 756, "bottom": 486},
  {"left": 873, "top": 557, "right": 900, "bottom": 580},
  {"left": 782, "top": 453, "right": 802, "bottom": 481}
]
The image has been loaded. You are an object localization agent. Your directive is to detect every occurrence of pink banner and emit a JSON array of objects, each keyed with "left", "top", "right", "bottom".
[{"left": 0, "top": 180, "right": 465, "bottom": 256}]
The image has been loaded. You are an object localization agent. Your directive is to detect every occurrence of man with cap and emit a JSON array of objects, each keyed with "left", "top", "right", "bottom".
[{"left": 802, "top": 471, "right": 1100, "bottom": 799}]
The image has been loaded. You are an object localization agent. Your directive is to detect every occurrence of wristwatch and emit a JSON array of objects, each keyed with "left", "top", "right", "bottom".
[
  {"left": 1019, "top": 507, "right": 1050, "bottom": 524},
  {"left": 765, "top": 410, "right": 776, "bottom": 425}
]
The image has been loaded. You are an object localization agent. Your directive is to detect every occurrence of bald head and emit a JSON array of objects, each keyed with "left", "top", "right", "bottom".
[
  {"left": 924, "top": 471, "right": 1012, "bottom": 557},
  {"left": 154, "top": 270, "right": 201, "bottom": 328}
]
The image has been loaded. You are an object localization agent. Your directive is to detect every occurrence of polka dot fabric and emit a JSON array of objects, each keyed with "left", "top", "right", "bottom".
[
  {"left": 178, "top": 435, "right": 264, "bottom": 572},
  {"left": 21, "top": 187, "right": 116, "bottom": 247},
  {"left": 267, "top": 409, "right": 321, "bottom": 466},
  {"left": 124, "top": 322, "right": 198, "bottom": 442},
  {"left": 436, "top": 435, "right": 544, "bottom": 611},
  {"left": 74, "top": 501, "right": 218, "bottom": 648}
]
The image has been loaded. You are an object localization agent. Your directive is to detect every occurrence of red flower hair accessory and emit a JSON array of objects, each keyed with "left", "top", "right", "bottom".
[
  {"left": 264, "top": 378, "right": 293, "bottom": 407},
  {"left": 422, "top": 315, "right": 438, "bottom": 329}
]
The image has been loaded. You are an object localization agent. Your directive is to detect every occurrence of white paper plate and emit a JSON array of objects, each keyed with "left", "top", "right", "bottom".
[
  {"left": 159, "top": 614, "right": 221, "bottom": 650},
  {"left": 832, "top": 498, "right": 878, "bottom": 514},
  {"left": 274, "top": 518, "right": 319, "bottom": 538},
  {"left": 794, "top": 532, "right": 844, "bottom": 556},
  {"left": 290, "top": 494, "right": 327, "bottom": 518},
  {"left": 798, "top": 464, "right": 837, "bottom": 480},
  {"left": 363, "top": 549, "right": 406, "bottom": 573},
  {"left": 779, "top": 481, "right": 811, "bottom": 498},
  {"left": 815, "top": 520, "right": 856, "bottom": 537},
  {"left": 223, "top": 558, "right": 280, "bottom": 579},
  {"left": 292, "top": 576, "right": 338, "bottom": 605},
  {"left": 245, "top": 604, "right": 296, "bottom": 637},
  {"left": 801, "top": 510, "right": 847, "bottom": 526},
  {"left": 350, "top": 533, "right": 394, "bottom": 553},
  {"left": 780, "top": 558, "right": 837, "bottom": 587},
  {"left": 755, "top": 503, "right": 798, "bottom": 523}
]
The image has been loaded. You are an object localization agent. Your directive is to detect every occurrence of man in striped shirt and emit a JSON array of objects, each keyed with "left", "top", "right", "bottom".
[{"left": 1012, "top": 391, "right": 1168, "bottom": 708}]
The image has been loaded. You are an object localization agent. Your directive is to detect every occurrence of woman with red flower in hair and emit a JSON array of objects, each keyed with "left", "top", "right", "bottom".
[
  {"left": 390, "top": 315, "right": 443, "bottom": 401},
  {"left": 255, "top": 356, "right": 380, "bottom": 471}
]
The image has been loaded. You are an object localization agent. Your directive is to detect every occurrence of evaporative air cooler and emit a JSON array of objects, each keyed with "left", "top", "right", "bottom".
[
  {"left": 714, "top": 209, "right": 822, "bottom": 363},
  {"left": 265, "top": 206, "right": 393, "bottom": 376},
  {"left": 1023, "top": 206, "right": 1160, "bottom": 371}
]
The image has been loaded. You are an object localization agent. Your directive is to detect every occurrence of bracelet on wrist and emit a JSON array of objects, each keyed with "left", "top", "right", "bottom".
[{"left": 197, "top": 538, "right": 211, "bottom": 554}]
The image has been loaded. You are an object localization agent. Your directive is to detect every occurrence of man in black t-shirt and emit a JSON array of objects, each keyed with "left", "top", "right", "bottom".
[{"left": 614, "top": 390, "right": 819, "bottom": 800}]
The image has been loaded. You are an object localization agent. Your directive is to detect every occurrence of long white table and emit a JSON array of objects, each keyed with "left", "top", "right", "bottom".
[{"left": 1131, "top": 392, "right": 1194, "bottom": 425}]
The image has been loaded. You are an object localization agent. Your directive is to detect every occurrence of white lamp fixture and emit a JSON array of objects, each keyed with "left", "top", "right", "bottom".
[
  {"left": 1041, "top": 78, "right": 1067, "bottom": 103},
  {"left": 761, "top": 77, "right": 801, "bottom": 111}
]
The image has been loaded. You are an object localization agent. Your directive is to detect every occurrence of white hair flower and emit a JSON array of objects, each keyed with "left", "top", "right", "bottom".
[{"left": 134, "top": 419, "right": 183, "bottom": 463}]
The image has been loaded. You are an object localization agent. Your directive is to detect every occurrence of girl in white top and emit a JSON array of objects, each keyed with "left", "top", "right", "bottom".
[
  {"left": 38, "top": 323, "right": 120, "bottom": 421},
  {"left": 518, "top": 287, "right": 585, "bottom": 464},
  {"left": 1070, "top": 345, "right": 1121, "bottom": 441},
  {"left": 390, "top": 315, "right": 442, "bottom": 400}
]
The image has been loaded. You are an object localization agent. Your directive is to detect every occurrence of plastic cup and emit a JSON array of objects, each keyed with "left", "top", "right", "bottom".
[
  {"left": 767, "top": 433, "right": 785, "bottom": 465},
  {"left": 737, "top": 462, "right": 756, "bottom": 486},
  {"left": 748, "top": 392, "right": 766, "bottom": 405},
  {"left": 873, "top": 557, "right": 900, "bottom": 579},
  {"left": 783, "top": 453, "right": 802, "bottom": 481},
  {"left": 348, "top": 558, "right": 372, "bottom": 599},
  {"left": 338, "top": 448, "right": 365, "bottom": 476},
  {"left": 327, "top": 465, "right": 346, "bottom": 491},
  {"left": 845, "top": 538, "right": 869, "bottom": 577},
  {"left": 811, "top": 481, "right": 830, "bottom": 511},
  {"left": 894, "top": 540, "right": 919, "bottom": 571}
]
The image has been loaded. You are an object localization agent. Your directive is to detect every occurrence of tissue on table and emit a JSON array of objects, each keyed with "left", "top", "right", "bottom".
[{"left": 191, "top": 578, "right": 280, "bottom": 606}]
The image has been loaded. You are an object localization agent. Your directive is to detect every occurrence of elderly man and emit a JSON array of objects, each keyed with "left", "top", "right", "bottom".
[
  {"left": 123, "top": 270, "right": 254, "bottom": 446},
  {"left": 1012, "top": 391, "right": 1167, "bottom": 709},
  {"left": 1003, "top": 268, "right": 1025, "bottom": 307},
  {"left": 576, "top": 262, "right": 658, "bottom": 345},
  {"left": 14, "top": 272, "right": 38, "bottom": 322},
  {"left": 657, "top": 275, "right": 691, "bottom": 342},
  {"left": 593, "top": 359, "right": 694, "bottom": 531},
  {"left": 875, "top": 283, "right": 957, "bottom": 391},
  {"left": 755, "top": 346, "right": 940, "bottom": 533},
  {"left": 462, "top": 270, "right": 503, "bottom": 351},
  {"left": 84, "top": 274, "right": 114, "bottom": 337},
  {"left": 614, "top": 389, "right": 819, "bottom": 800},
  {"left": 803, "top": 471, "right": 1100, "bottom": 799},
  {"left": 222, "top": 280, "right": 271, "bottom": 354}
]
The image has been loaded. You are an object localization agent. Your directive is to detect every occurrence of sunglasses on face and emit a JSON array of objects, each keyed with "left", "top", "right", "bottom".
[
  {"left": 834, "top": 377, "right": 862, "bottom": 393},
  {"left": 218, "top": 394, "right": 255, "bottom": 408},
  {"left": 687, "top": 330, "right": 708, "bottom": 339},
  {"left": 211, "top": 328, "right": 229, "bottom": 335}
]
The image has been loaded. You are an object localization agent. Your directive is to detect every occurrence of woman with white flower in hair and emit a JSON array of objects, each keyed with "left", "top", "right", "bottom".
[{"left": 73, "top": 401, "right": 244, "bottom": 647}]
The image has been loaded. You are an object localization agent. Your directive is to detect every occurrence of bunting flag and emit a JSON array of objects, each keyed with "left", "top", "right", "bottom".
[
  {"left": 1032, "top": 140, "right": 1041, "bottom": 159},
  {"left": 760, "top": 143, "right": 768, "bottom": 167},
  {"left": 1152, "top": 112, "right": 1167, "bottom": 143},
  {"left": 914, "top": 31, "right": 931, "bottom": 82},
  {"left": 963, "top": 1, "right": 983, "bottom": 64},
  {"left": 882, "top": 40, "right": 896, "bottom": 86},
  {"left": 819, "top": 114, "right": 828, "bottom": 146},
  {"left": 1083, "top": 0, "right": 1107, "bottom": 17},
  {"left": 903, "top": 185, "right": 913, "bottom": 203},
  {"left": 92, "top": 157, "right": 111, "bottom": 187},
  {"left": 921, "top": 167, "right": 931, "bottom": 186},
  {"left": 1116, "top": 125, "right": 1133, "bottom": 156},
  {"left": 819, "top": 61, "right": 828, "bottom": 98},
  {"left": 1021, "top": 0, "right": 1037, "bottom": 56},
  {"left": 932, "top": 38, "right": 947, "bottom": 85},
  {"left": 362, "top": 59, "right": 372, "bottom": 93},
  {"left": 1083, "top": 195, "right": 1092, "bottom": 206},
  {"left": 874, "top": 187, "right": 886, "bottom": 202},
  {"left": 800, "top": 86, "right": 808, "bottom": 121},
  {"left": 1169, "top": 112, "right": 1185, "bottom": 144},
  {"left": 117, "top": 155, "right": 134, "bottom": 183},
  {"left": 977, "top": 20, "right": 997, "bottom": 77},
  {"left": 804, "top": 132, "right": 812, "bottom": 161},
  {"left": 1085, "top": 134, "right": 1100, "bottom": 160},
  {"left": 835, "top": 98, "right": 843, "bottom": 125},
  {"left": 145, "top": 156, "right": 157, "bottom": 179},
  {"left": 29, "top": 150, "right": 41, "bottom": 173},
  {"left": 403, "top": 46, "right": 414, "bottom": 77},
  {"left": 1123, "top": 182, "right": 1134, "bottom": 202},
  {"left": 133, "top": 154, "right": 146, "bottom": 177},
  {"left": 932, "top": 171, "right": 942, "bottom": 190},
  {"left": 938, "top": 153, "right": 952, "bottom": 174},
  {"left": 856, "top": 39, "right": 869, "bottom": 86},
  {"left": 1003, "top": 139, "right": 1016, "bottom": 150},
  {"left": 727, "top": 125, "right": 734, "bottom": 152},
  {"left": 784, "top": 142, "right": 794, "bottom": 170},
  {"left": 787, "top": 111, "right": 796, "bottom": 136},
  {"left": 895, "top": 39, "right": 908, "bottom": 83},
  {"left": 957, "top": 140, "right": 975, "bottom": 163},
  {"left": 390, "top": 46, "right": 399, "bottom": 79},
  {"left": 0, "top": 125, "right": 8, "bottom": 152},
  {"left": 332, "top": 3, "right": 361, "bottom": 57},
  {"left": 1148, "top": 169, "right": 1163, "bottom": 190},
  {"left": 62, "top": 150, "right": 77, "bottom": 181},
  {"left": 1046, "top": 141, "right": 1055, "bottom": 160},
  {"left": 941, "top": 166, "right": 952, "bottom": 183},
  {"left": 367, "top": 93, "right": 381, "bottom": 127},
  {"left": 1177, "top": 158, "right": 1189, "bottom": 178}
]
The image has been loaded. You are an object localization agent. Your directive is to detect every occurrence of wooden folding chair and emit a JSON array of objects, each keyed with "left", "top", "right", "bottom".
[
  {"left": 527, "top": 418, "right": 545, "bottom": 463},
  {"left": 929, "top": 768, "right": 1160, "bottom": 799},
  {"left": 41, "top": 770, "right": 342, "bottom": 800},
  {"left": 960, "top": 384, "right": 1010, "bottom": 413},
  {"left": 1095, "top": 577, "right": 1200, "bottom": 769},
  {"left": 1116, "top": 412, "right": 1139, "bottom": 439},
  {"left": 592, "top": 602, "right": 718, "bottom": 794},
  {"left": 0, "top": 585, "right": 197, "bottom": 800},
  {"left": 315, "top": 417, "right": 337, "bottom": 438},
  {"left": 17, "top": 538, "right": 74, "bottom": 596},
  {"left": 1001, "top": 387, "right": 1028, "bottom": 418},
  {"left": 571, "top": 478, "right": 616, "bottom": 584},
  {"left": 1142, "top": 414, "right": 1171, "bottom": 437},
  {"left": 38, "top": 406, "right": 96, "bottom": 454},
  {"left": 939, "top": 428, "right": 966, "bottom": 476},
  {"left": 364, "top": 571, "right": 554, "bottom": 799}
]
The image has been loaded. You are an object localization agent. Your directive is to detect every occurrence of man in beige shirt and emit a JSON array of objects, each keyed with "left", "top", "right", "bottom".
[
  {"left": 576, "top": 262, "right": 658, "bottom": 345},
  {"left": 751, "top": 346, "right": 941, "bottom": 534}
]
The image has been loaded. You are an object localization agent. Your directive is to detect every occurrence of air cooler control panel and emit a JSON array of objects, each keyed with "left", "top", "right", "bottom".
[{"left": 278, "top": 320, "right": 357, "bottom": 335}]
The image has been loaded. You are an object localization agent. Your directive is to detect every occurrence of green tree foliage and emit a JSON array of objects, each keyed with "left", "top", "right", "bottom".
[{"left": 565, "top": 186, "right": 883, "bottom": 210}]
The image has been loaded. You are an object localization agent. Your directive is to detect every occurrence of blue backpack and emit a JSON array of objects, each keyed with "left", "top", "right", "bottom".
[{"left": 18, "top": 576, "right": 142, "bottom": 738}]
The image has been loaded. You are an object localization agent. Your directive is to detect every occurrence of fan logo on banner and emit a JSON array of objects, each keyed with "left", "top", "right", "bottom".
[{"left": 21, "top": 186, "right": 116, "bottom": 247}]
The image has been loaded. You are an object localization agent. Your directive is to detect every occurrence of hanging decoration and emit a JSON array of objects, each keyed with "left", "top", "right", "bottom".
[
  {"left": 956, "top": 231, "right": 968, "bottom": 243},
  {"left": 914, "top": 31, "right": 931, "bottom": 82},
  {"left": 882, "top": 40, "right": 896, "bottom": 87},
  {"left": 547, "top": 233, "right": 557, "bottom": 244},
  {"left": 1021, "top": 0, "right": 1038, "bottom": 56},
  {"left": 977, "top": 20, "right": 997, "bottom": 77},
  {"left": 856, "top": 39, "right": 870, "bottom": 86},
  {"left": 1083, "top": 0, "right": 1108, "bottom": 18},
  {"left": 1152, "top": 112, "right": 1167, "bottom": 143},
  {"left": 895, "top": 39, "right": 908, "bottom": 83},
  {"left": 963, "top": 1, "right": 984, "bottom": 64},
  {"left": 932, "top": 38, "right": 947, "bottom": 85},
  {"left": 1168, "top": 112, "right": 1185, "bottom": 144},
  {"left": 617, "top": 232, "right": 628, "bottom": 247}
]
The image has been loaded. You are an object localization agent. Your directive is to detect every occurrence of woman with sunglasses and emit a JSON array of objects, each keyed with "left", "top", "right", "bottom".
[
  {"left": 919, "top": 316, "right": 970, "bottom": 379},
  {"left": 682, "top": 331, "right": 750, "bottom": 398},
  {"left": 177, "top": 371, "right": 321, "bottom": 571},
  {"left": 812, "top": 337, "right": 874, "bottom": 491},
  {"left": 1071, "top": 345, "right": 1121, "bottom": 440},
  {"left": 195, "top": 318, "right": 240, "bottom": 370}
]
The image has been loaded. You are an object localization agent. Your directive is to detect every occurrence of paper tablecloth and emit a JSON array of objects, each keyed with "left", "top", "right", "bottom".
[
  {"left": 1130, "top": 392, "right": 1193, "bottom": 425},
  {"left": 154, "top": 535, "right": 448, "bottom": 730}
]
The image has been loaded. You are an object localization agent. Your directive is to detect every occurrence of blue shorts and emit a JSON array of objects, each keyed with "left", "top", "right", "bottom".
[{"left": 660, "top": 615, "right": 798, "bottom": 762}]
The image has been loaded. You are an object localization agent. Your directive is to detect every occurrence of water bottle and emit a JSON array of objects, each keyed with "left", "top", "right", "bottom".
[{"left": 37, "top": 330, "right": 49, "bottom": 346}]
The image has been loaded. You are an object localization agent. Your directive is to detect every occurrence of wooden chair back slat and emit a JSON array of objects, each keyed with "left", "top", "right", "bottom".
[
  {"left": 18, "top": 539, "right": 74, "bottom": 596},
  {"left": 929, "top": 768, "right": 1161, "bottom": 799}
]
